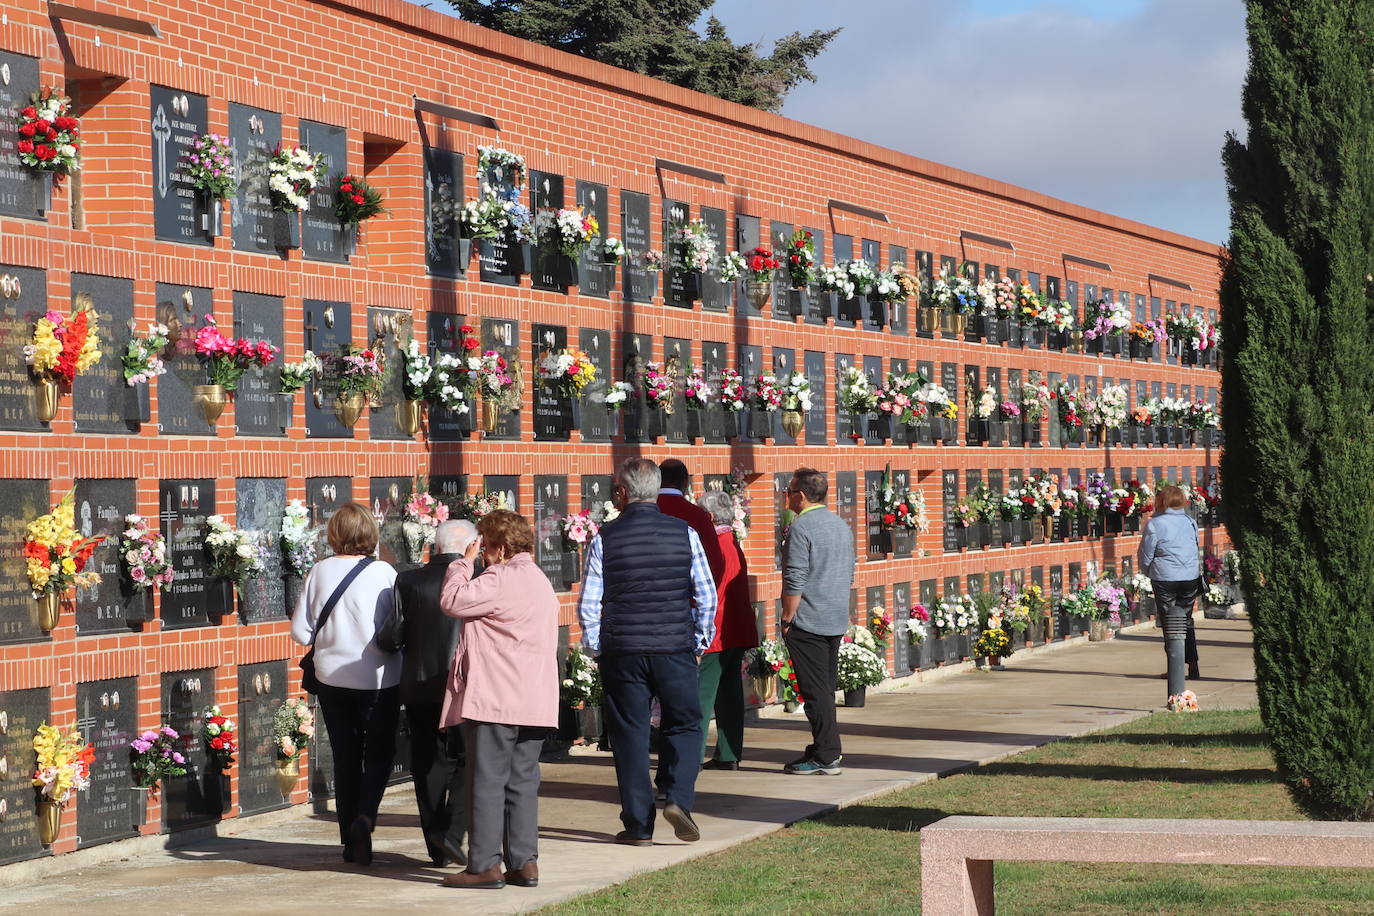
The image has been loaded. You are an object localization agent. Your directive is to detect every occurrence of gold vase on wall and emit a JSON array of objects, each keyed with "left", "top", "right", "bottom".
[
  {"left": 193, "top": 384, "right": 228, "bottom": 424},
  {"left": 34, "top": 375, "right": 59, "bottom": 423},
  {"left": 335, "top": 393, "right": 366, "bottom": 428}
]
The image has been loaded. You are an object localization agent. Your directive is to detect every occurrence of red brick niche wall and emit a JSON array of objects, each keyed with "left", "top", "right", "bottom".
[{"left": 0, "top": 0, "right": 1225, "bottom": 857}]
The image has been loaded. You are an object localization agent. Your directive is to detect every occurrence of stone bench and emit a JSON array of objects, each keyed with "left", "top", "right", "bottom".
[{"left": 920, "top": 815, "right": 1374, "bottom": 915}]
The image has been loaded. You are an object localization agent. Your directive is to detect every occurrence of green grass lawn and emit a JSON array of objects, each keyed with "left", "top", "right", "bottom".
[{"left": 537, "top": 710, "right": 1374, "bottom": 915}]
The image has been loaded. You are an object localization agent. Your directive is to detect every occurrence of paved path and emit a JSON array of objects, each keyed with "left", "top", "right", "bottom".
[{"left": 0, "top": 618, "right": 1256, "bottom": 915}]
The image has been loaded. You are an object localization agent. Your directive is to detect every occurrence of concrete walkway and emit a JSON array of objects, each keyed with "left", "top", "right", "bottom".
[{"left": 0, "top": 618, "right": 1257, "bottom": 915}]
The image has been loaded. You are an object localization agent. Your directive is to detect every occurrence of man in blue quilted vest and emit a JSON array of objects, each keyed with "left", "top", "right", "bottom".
[{"left": 577, "top": 457, "right": 719, "bottom": 846}]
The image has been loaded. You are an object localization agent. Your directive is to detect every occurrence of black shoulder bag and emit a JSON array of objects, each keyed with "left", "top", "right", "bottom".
[{"left": 299, "top": 557, "right": 373, "bottom": 694}]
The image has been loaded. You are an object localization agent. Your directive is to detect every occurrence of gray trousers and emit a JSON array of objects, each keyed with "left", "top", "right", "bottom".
[{"left": 461, "top": 720, "right": 543, "bottom": 873}]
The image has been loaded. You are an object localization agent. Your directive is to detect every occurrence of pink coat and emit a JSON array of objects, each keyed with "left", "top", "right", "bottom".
[{"left": 439, "top": 553, "right": 560, "bottom": 729}]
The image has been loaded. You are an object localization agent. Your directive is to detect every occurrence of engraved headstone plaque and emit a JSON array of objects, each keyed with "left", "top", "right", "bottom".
[
  {"left": 426, "top": 312, "right": 473, "bottom": 442},
  {"left": 364, "top": 308, "right": 407, "bottom": 442},
  {"left": 532, "top": 323, "right": 572, "bottom": 441},
  {"left": 579, "top": 327, "right": 612, "bottom": 441},
  {"left": 836, "top": 471, "right": 858, "bottom": 547},
  {"left": 484, "top": 475, "right": 519, "bottom": 514},
  {"left": 481, "top": 318, "right": 521, "bottom": 440},
  {"left": 299, "top": 119, "right": 347, "bottom": 263},
  {"left": 664, "top": 199, "right": 695, "bottom": 307},
  {"left": 534, "top": 475, "right": 572, "bottom": 591},
  {"left": 737, "top": 343, "right": 762, "bottom": 442},
  {"left": 621, "top": 332, "right": 652, "bottom": 443},
  {"left": 735, "top": 213, "right": 762, "bottom": 317},
  {"left": 155, "top": 283, "right": 215, "bottom": 437},
  {"left": 664, "top": 337, "right": 690, "bottom": 443},
  {"left": 159, "top": 479, "right": 217, "bottom": 628},
  {"left": 233, "top": 293, "right": 286, "bottom": 437},
  {"left": 236, "top": 478, "right": 288, "bottom": 623},
  {"left": 892, "top": 581, "right": 912, "bottom": 673},
  {"left": 700, "top": 206, "right": 729, "bottom": 312},
  {"left": 702, "top": 341, "right": 727, "bottom": 443},
  {"left": 582, "top": 475, "right": 613, "bottom": 515},
  {"left": 0, "top": 479, "right": 51, "bottom": 644},
  {"left": 771, "top": 347, "right": 796, "bottom": 444},
  {"left": 306, "top": 476, "right": 352, "bottom": 559},
  {"left": 865, "top": 469, "right": 886, "bottom": 560},
  {"left": 236, "top": 661, "right": 288, "bottom": 816},
  {"left": 229, "top": 103, "right": 282, "bottom": 255},
  {"left": 75, "top": 678, "right": 138, "bottom": 846},
  {"left": 424, "top": 147, "right": 466, "bottom": 277},
  {"left": 835, "top": 353, "right": 855, "bottom": 444},
  {"left": 478, "top": 156, "right": 523, "bottom": 285},
  {"left": 74, "top": 478, "right": 144, "bottom": 634},
  {"left": 0, "top": 265, "right": 52, "bottom": 432},
  {"left": 370, "top": 476, "right": 413, "bottom": 571},
  {"left": 0, "top": 51, "right": 42, "bottom": 219},
  {"left": 621, "top": 190, "right": 654, "bottom": 303},
  {"left": 942, "top": 469, "right": 960, "bottom": 553},
  {"left": 804, "top": 227, "right": 830, "bottom": 325},
  {"left": 804, "top": 350, "right": 827, "bottom": 445},
  {"left": 889, "top": 245, "right": 909, "bottom": 336},
  {"left": 863, "top": 355, "right": 884, "bottom": 444},
  {"left": 530, "top": 170, "right": 567, "bottom": 293},
  {"left": 161, "top": 669, "right": 219, "bottom": 830},
  {"left": 0, "top": 687, "right": 49, "bottom": 862},
  {"left": 150, "top": 85, "right": 210, "bottom": 245},
  {"left": 576, "top": 181, "right": 610, "bottom": 298},
  {"left": 303, "top": 299, "right": 352, "bottom": 439},
  {"left": 834, "top": 234, "right": 857, "bottom": 325},
  {"left": 72, "top": 275, "right": 142, "bottom": 432}
]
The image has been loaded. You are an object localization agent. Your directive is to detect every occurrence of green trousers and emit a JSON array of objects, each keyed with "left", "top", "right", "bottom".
[{"left": 698, "top": 647, "right": 747, "bottom": 763}]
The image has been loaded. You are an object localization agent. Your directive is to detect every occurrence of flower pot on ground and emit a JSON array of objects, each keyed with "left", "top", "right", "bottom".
[
  {"left": 1089, "top": 619, "right": 1113, "bottom": 642},
  {"left": 843, "top": 687, "right": 866, "bottom": 708}
]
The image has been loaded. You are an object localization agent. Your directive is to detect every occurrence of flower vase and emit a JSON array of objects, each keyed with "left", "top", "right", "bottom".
[
  {"left": 987, "top": 654, "right": 1002, "bottom": 670},
  {"left": 842, "top": 687, "right": 866, "bottom": 708},
  {"left": 274, "top": 210, "right": 301, "bottom": 250},
  {"left": 398, "top": 399, "right": 423, "bottom": 436},
  {"left": 37, "top": 590, "right": 61, "bottom": 633},
  {"left": 783, "top": 698, "right": 800, "bottom": 713},
  {"left": 342, "top": 223, "right": 359, "bottom": 259},
  {"left": 781, "top": 408, "right": 804, "bottom": 439},
  {"left": 748, "top": 409, "right": 772, "bottom": 440},
  {"left": 482, "top": 398, "right": 500, "bottom": 434},
  {"left": 1088, "top": 619, "right": 1111, "bottom": 642},
  {"left": 193, "top": 384, "right": 228, "bottom": 424},
  {"left": 199, "top": 191, "right": 223, "bottom": 239},
  {"left": 34, "top": 375, "right": 59, "bottom": 423},
  {"left": 685, "top": 409, "right": 703, "bottom": 442},
  {"left": 745, "top": 278, "right": 772, "bottom": 311},
  {"left": 951, "top": 312, "right": 967, "bottom": 337},
  {"left": 334, "top": 393, "right": 366, "bottom": 428},
  {"left": 1040, "top": 516, "right": 1054, "bottom": 541},
  {"left": 276, "top": 757, "right": 300, "bottom": 795},
  {"left": 37, "top": 799, "right": 60, "bottom": 846},
  {"left": 751, "top": 676, "right": 774, "bottom": 705}
]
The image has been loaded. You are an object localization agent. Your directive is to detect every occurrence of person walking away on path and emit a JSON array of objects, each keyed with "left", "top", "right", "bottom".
[
  {"left": 437, "top": 510, "right": 559, "bottom": 890},
  {"left": 578, "top": 458, "right": 718, "bottom": 846},
  {"left": 290, "top": 504, "right": 400, "bottom": 866},
  {"left": 379, "top": 519, "right": 476, "bottom": 867},
  {"left": 1138, "top": 484, "right": 1203, "bottom": 699},
  {"left": 779, "top": 468, "right": 855, "bottom": 775},
  {"left": 696, "top": 490, "right": 759, "bottom": 770}
]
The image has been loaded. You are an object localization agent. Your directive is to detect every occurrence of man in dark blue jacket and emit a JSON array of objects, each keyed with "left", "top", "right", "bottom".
[{"left": 577, "top": 458, "right": 718, "bottom": 846}]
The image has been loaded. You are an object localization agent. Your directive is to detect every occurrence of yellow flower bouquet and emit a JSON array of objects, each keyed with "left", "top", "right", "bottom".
[
  {"left": 25, "top": 299, "right": 102, "bottom": 386},
  {"left": 24, "top": 490, "right": 103, "bottom": 598},
  {"left": 32, "top": 723, "right": 95, "bottom": 807}
]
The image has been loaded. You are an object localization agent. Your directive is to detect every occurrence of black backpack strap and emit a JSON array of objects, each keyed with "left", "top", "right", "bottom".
[{"left": 309, "top": 557, "right": 374, "bottom": 646}]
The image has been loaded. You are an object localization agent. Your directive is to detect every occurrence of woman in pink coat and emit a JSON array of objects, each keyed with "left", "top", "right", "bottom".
[{"left": 438, "top": 509, "right": 559, "bottom": 891}]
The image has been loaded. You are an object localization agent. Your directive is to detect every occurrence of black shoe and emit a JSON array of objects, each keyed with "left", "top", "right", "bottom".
[
  {"left": 1189, "top": 665, "right": 1202, "bottom": 680},
  {"left": 662, "top": 802, "right": 700, "bottom": 842},
  {"left": 441, "top": 837, "right": 467, "bottom": 868},
  {"left": 342, "top": 844, "right": 355, "bottom": 863},
  {"left": 654, "top": 790, "right": 667, "bottom": 805},
  {"left": 614, "top": 830, "right": 653, "bottom": 847},
  {"left": 350, "top": 816, "right": 373, "bottom": 867},
  {"left": 701, "top": 759, "right": 740, "bottom": 771}
]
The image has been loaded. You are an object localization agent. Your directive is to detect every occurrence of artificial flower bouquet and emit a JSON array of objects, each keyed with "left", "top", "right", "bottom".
[
  {"left": 205, "top": 515, "right": 264, "bottom": 588},
  {"left": 873, "top": 465, "right": 927, "bottom": 532},
  {"left": 671, "top": 218, "right": 716, "bottom": 273},
  {"left": 780, "top": 372, "right": 812, "bottom": 412},
  {"left": 334, "top": 174, "right": 385, "bottom": 226},
  {"left": 839, "top": 365, "right": 878, "bottom": 416},
  {"left": 332, "top": 344, "right": 384, "bottom": 401},
  {"left": 533, "top": 207, "right": 599, "bottom": 258},
  {"left": 130, "top": 726, "right": 188, "bottom": 792},
  {"left": 560, "top": 509, "right": 600, "bottom": 552},
  {"left": 202, "top": 705, "right": 238, "bottom": 771},
  {"left": 751, "top": 372, "right": 782, "bottom": 412},
  {"left": 267, "top": 144, "right": 326, "bottom": 212},
  {"left": 683, "top": 365, "right": 711, "bottom": 409},
  {"left": 401, "top": 492, "right": 449, "bottom": 561},
  {"left": 122, "top": 322, "right": 171, "bottom": 387},
  {"left": 32, "top": 723, "right": 94, "bottom": 807},
  {"left": 194, "top": 317, "right": 279, "bottom": 391},
  {"left": 561, "top": 645, "right": 602, "bottom": 708},
  {"left": 26, "top": 301, "right": 102, "bottom": 386},
  {"left": 182, "top": 133, "right": 236, "bottom": 201},
  {"left": 537, "top": 349, "right": 596, "bottom": 397},
  {"left": 642, "top": 362, "right": 675, "bottom": 409},
  {"left": 273, "top": 698, "right": 314, "bottom": 760},
  {"left": 15, "top": 87, "right": 81, "bottom": 175},
  {"left": 24, "top": 490, "right": 101, "bottom": 599},
  {"left": 279, "top": 351, "right": 323, "bottom": 394},
  {"left": 836, "top": 641, "right": 886, "bottom": 691},
  {"left": 784, "top": 229, "right": 816, "bottom": 288},
  {"left": 280, "top": 499, "right": 316, "bottom": 578},
  {"left": 718, "top": 368, "right": 747, "bottom": 412},
  {"left": 1082, "top": 297, "right": 1130, "bottom": 340},
  {"left": 121, "top": 514, "right": 173, "bottom": 593}
]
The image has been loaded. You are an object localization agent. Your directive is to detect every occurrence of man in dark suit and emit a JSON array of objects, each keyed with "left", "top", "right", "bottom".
[{"left": 380, "top": 518, "right": 475, "bottom": 866}]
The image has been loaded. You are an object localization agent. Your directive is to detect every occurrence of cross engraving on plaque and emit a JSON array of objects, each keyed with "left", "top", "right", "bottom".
[{"left": 152, "top": 105, "right": 173, "bottom": 197}]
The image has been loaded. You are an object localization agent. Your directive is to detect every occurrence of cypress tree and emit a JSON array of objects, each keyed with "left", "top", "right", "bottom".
[{"left": 1220, "top": 2, "right": 1374, "bottom": 819}]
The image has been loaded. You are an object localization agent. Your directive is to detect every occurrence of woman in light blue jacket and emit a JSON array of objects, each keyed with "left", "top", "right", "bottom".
[{"left": 1137, "top": 485, "right": 1201, "bottom": 699}]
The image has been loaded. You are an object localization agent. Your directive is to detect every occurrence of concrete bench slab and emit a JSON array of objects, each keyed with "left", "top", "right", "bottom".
[{"left": 921, "top": 815, "right": 1374, "bottom": 915}]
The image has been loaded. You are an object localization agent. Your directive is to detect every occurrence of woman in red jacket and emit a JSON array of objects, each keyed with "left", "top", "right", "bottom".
[{"left": 696, "top": 491, "right": 760, "bottom": 769}]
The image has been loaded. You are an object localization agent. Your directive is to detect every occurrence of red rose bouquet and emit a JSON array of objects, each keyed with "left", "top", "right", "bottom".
[{"left": 15, "top": 87, "right": 81, "bottom": 176}]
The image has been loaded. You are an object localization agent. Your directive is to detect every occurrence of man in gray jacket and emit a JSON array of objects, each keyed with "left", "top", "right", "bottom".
[{"left": 779, "top": 467, "right": 855, "bottom": 775}]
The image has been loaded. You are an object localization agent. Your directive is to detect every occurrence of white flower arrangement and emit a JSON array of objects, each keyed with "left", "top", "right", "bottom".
[
  {"left": 839, "top": 365, "right": 878, "bottom": 414},
  {"left": 280, "top": 350, "right": 323, "bottom": 394},
  {"left": 206, "top": 515, "right": 264, "bottom": 587},
  {"left": 841, "top": 259, "right": 878, "bottom": 296},
  {"left": 718, "top": 251, "right": 748, "bottom": 283},
  {"left": 845, "top": 623, "right": 879, "bottom": 653},
  {"left": 600, "top": 236, "right": 626, "bottom": 264},
  {"left": 817, "top": 264, "right": 856, "bottom": 299},
  {"left": 602, "top": 380, "right": 634, "bottom": 408},
  {"left": 267, "top": 145, "right": 326, "bottom": 213},
  {"left": 836, "top": 641, "right": 886, "bottom": 691},
  {"left": 280, "top": 500, "right": 316, "bottom": 578},
  {"left": 671, "top": 218, "right": 716, "bottom": 273},
  {"left": 973, "top": 384, "right": 998, "bottom": 420},
  {"left": 1094, "top": 384, "right": 1130, "bottom": 429},
  {"left": 780, "top": 372, "right": 812, "bottom": 412},
  {"left": 429, "top": 352, "right": 471, "bottom": 414}
]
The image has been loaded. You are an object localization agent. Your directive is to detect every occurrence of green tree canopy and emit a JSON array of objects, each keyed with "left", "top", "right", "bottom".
[{"left": 447, "top": 0, "right": 839, "bottom": 112}]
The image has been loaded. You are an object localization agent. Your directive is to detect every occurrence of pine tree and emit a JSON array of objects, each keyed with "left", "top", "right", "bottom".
[
  {"left": 1220, "top": 2, "right": 1374, "bottom": 818},
  {"left": 447, "top": 0, "right": 839, "bottom": 112}
]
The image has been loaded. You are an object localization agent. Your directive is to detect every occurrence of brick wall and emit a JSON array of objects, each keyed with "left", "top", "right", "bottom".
[{"left": 0, "top": 0, "right": 1225, "bottom": 854}]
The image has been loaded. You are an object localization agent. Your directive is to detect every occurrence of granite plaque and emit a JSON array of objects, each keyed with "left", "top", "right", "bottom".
[
  {"left": 861, "top": 239, "right": 884, "bottom": 331},
  {"left": 941, "top": 362, "right": 959, "bottom": 445},
  {"left": 0, "top": 264, "right": 51, "bottom": 432},
  {"left": 477, "top": 155, "right": 523, "bottom": 284},
  {"left": 737, "top": 343, "right": 762, "bottom": 442},
  {"left": 0, "top": 687, "right": 49, "bottom": 862},
  {"left": 834, "top": 234, "right": 857, "bottom": 325},
  {"left": 233, "top": 292, "right": 286, "bottom": 437},
  {"left": 424, "top": 147, "right": 466, "bottom": 277},
  {"left": 534, "top": 476, "right": 572, "bottom": 591},
  {"left": 576, "top": 181, "right": 610, "bottom": 298},
  {"left": 702, "top": 341, "right": 728, "bottom": 443},
  {"left": 74, "top": 478, "right": 144, "bottom": 634},
  {"left": 664, "top": 338, "right": 690, "bottom": 443},
  {"left": 804, "top": 227, "right": 830, "bottom": 325},
  {"left": 0, "top": 479, "right": 50, "bottom": 644},
  {"left": 804, "top": 350, "right": 827, "bottom": 445},
  {"left": 303, "top": 299, "right": 352, "bottom": 439},
  {"left": 579, "top": 327, "right": 612, "bottom": 441},
  {"left": 364, "top": 308, "right": 408, "bottom": 442},
  {"left": 892, "top": 581, "right": 912, "bottom": 673},
  {"left": 229, "top": 103, "right": 282, "bottom": 255},
  {"left": 306, "top": 476, "right": 353, "bottom": 559},
  {"left": 161, "top": 669, "right": 220, "bottom": 830},
  {"left": 774, "top": 473, "right": 792, "bottom": 570},
  {"left": 988, "top": 469, "right": 1005, "bottom": 544},
  {"left": 482, "top": 318, "right": 521, "bottom": 440},
  {"left": 735, "top": 213, "right": 762, "bottom": 317},
  {"left": 581, "top": 475, "right": 614, "bottom": 515},
  {"left": 889, "top": 245, "right": 910, "bottom": 335},
  {"left": 621, "top": 333, "right": 652, "bottom": 443},
  {"left": 299, "top": 119, "right": 347, "bottom": 263},
  {"left": 236, "top": 478, "right": 288, "bottom": 623},
  {"left": 429, "top": 475, "right": 467, "bottom": 503},
  {"left": 771, "top": 347, "right": 797, "bottom": 444},
  {"left": 942, "top": 470, "right": 960, "bottom": 553},
  {"left": 485, "top": 475, "right": 519, "bottom": 513},
  {"left": 370, "top": 476, "right": 413, "bottom": 571},
  {"left": 160, "top": 479, "right": 217, "bottom": 627},
  {"left": 700, "top": 206, "right": 729, "bottom": 312},
  {"left": 863, "top": 355, "right": 884, "bottom": 444},
  {"left": 620, "top": 191, "right": 654, "bottom": 303},
  {"left": 72, "top": 275, "right": 143, "bottom": 433},
  {"left": 0, "top": 51, "right": 42, "bottom": 219},
  {"left": 426, "top": 312, "right": 473, "bottom": 442},
  {"left": 664, "top": 199, "right": 695, "bottom": 307},
  {"left": 835, "top": 353, "right": 855, "bottom": 443},
  {"left": 836, "top": 471, "right": 858, "bottom": 547},
  {"left": 532, "top": 323, "right": 572, "bottom": 441},
  {"left": 155, "top": 283, "right": 215, "bottom": 437},
  {"left": 75, "top": 678, "right": 139, "bottom": 846},
  {"left": 150, "top": 85, "right": 210, "bottom": 246},
  {"left": 236, "top": 661, "right": 288, "bottom": 816},
  {"left": 530, "top": 171, "right": 566, "bottom": 293},
  {"left": 770, "top": 221, "right": 799, "bottom": 319}
]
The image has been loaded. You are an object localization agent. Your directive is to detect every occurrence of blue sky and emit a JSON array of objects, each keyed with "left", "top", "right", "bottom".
[{"left": 415, "top": 0, "right": 1243, "bottom": 242}]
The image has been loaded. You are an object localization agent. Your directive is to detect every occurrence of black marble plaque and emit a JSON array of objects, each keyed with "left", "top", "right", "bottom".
[
  {"left": 769, "top": 221, "right": 797, "bottom": 319},
  {"left": 232, "top": 293, "right": 286, "bottom": 437},
  {"left": 700, "top": 206, "right": 729, "bottom": 312},
  {"left": 863, "top": 355, "right": 885, "bottom": 444},
  {"left": 303, "top": 299, "right": 352, "bottom": 439},
  {"left": 229, "top": 103, "right": 282, "bottom": 255},
  {"left": 861, "top": 239, "right": 883, "bottom": 331},
  {"left": 892, "top": 581, "right": 912, "bottom": 673},
  {"left": 534, "top": 476, "right": 572, "bottom": 592},
  {"left": 865, "top": 470, "right": 886, "bottom": 560},
  {"left": 424, "top": 147, "right": 466, "bottom": 277},
  {"left": 836, "top": 471, "right": 858, "bottom": 549},
  {"left": 0, "top": 479, "right": 51, "bottom": 644},
  {"left": 833, "top": 234, "right": 857, "bottom": 325},
  {"left": 370, "top": 476, "right": 413, "bottom": 571},
  {"left": 74, "top": 478, "right": 144, "bottom": 634},
  {"left": 364, "top": 309, "right": 407, "bottom": 442},
  {"left": 737, "top": 343, "right": 763, "bottom": 442},
  {"left": 531, "top": 171, "right": 566, "bottom": 293},
  {"left": 426, "top": 312, "right": 473, "bottom": 442},
  {"left": 236, "top": 661, "right": 288, "bottom": 816},
  {"left": 0, "top": 51, "right": 42, "bottom": 219},
  {"left": 702, "top": 341, "right": 728, "bottom": 443},
  {"left": 0, "top": 687, "right": 49, "bottom": 862},
  {"left": 236, "top": 478, "right": 288, "bottom": 623},
  {"left": 72, "top": 275, "right": 143, "bottom": 433},
  {"left": 664, "top": 338, "right": 690, "bottom": 443},
  {"left": 150, "top": 85, "right": 210, "bottom": 246},
  {"left": 484, "top": 475, "right": 519, "bottom": 514},
  {"left": 430, "top": 475, "right": 467, "bottom": 503},
  {"left": 155, "top": 283, "right": 215, "bottom": 437},
  {"left": 299, "top": 119, "right": 347, "bottom": 263},
  {"left": 532, "top": 323, "right": 572, "bottom": 441},
  {"left": 159, "top": 479, "right": 216, "bottom": 628},
  {"left": 663, "top": 199, "right": 694, "bottom": 308},
  {"left": 581, "top": 475, "right": 614, "bottom": 514},
  {"left": 161, "top": 669, "right": 219, "bottom": 830},
  {"left": 734, "top": 213, "right": 762, "bottom": 317},
  {"left": 803, "top": 350, "right": 828, "bottom": 445},
  {"left": 835, "top": 353, "right": 855, "bottom": 443},
  {"left": 0, "top": 264, "right": 50, "bottom": 432},
  {"left": 620, "top": 333, "right": 653, "bottom": 443},
  {"left": 477, "top": 157, "right": 523, "bottom": 285},
  {"left": 770, "top": 347, "right": 797, "bottom": 444},
  {"left": 941, "top": 363, "right": 959, "bottom": 444},
  {"left": 579, "top": 327, "right": 612, "bottom": 441},
  {"left": 889, "top": 245, "right": 910, "bottom": 336},
  {"left": 621, "top": 190, "right": 655, "bottom": 303},
  {"left": 75, "top": 678, "right": 139, "bottom": 846},
  {"left": 306, "top": 476, "right": 353, "bottom": 559},
  {"left": 804, "top": 227, "right": 830, "bottom": 325},
  {"left": 942, "top": 470, "right": 960, "bottom": 553},
  {"left": 482, "top": 317, "right": 521, "bottom": 439},
  {"left": 576, "top": 181, "right": 610, "bottom": 298}
]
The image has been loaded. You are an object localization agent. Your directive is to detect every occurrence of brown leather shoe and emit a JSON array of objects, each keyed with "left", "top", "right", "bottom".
[
  {"left": 614, "top": 830, "right": 652, "bottom": 847},
  {"left": 441, "top": 865, "right": 506, "bottom": 889},
  {"left": 505, "top": 861, "right": 539, "bottom": 887}
]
